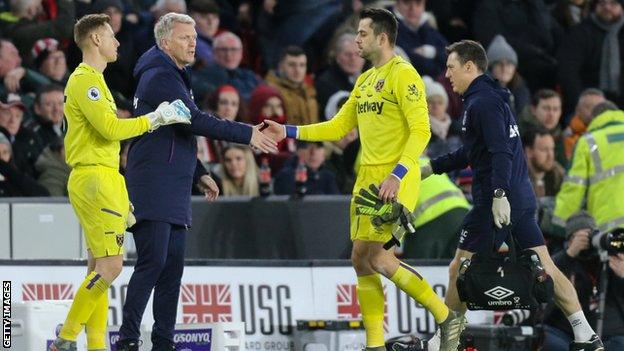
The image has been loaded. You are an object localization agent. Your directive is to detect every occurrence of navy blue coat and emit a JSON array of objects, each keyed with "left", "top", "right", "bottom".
[
  {"left": 126, "top": 46, "right": 253, "bottom": 226},
  {"left": 431, "top": 74, "right": 536, "bottom": 210}
]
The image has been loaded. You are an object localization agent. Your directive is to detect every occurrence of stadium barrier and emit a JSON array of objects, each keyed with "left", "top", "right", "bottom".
[{"left": 0, "top": 260, "right": 493, "bottom": 351}]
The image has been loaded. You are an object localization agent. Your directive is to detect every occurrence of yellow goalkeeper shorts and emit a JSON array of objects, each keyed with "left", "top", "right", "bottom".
[
  {"left": 68, "top": 165, "right": 128, "bottom": 258},
  {"left": 350, "top": 164, "right": 421, "bottom": 242}
]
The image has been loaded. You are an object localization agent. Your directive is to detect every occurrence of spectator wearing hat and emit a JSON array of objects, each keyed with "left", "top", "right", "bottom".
[
  {"left": 248, "top": 84, "right": 295, "bottom": 173},
  {"left": 543, "top": 210, "right": 624, "bottom": 351},
  {"left": 274, "top": 140, "right": 339, "bottom": 196},
  {"left": 2, "top": 0, "right": 74, "bottom": 64},
  {"left": 188, "top": 0, "right": 224, "bottom": 67},
  {"left": 315, "top": 33, "right": 365, "bottom": 118},
  {"left": 35, "top": 136, "right": 69, "bottom": 197},
  {"left": 390, "top": 0, "right": 448, "bottom": 78},
  {"left": 24, "top": 84, "right": 64, "bottom": 150},
  {"left": 0, "top": 93, "right": 42, "bottom": 178},
  {"left": 266, "top": 45, "right": 319, "bottom": 126},
  {"left": 31, "top": 38, "right": 68, "bottom": 85},
  {"left": 423, "top": 76, "right": 461, "bottom": 159},
  {"left": 557, "top": 0, "right": 624, "bottom": 117},
  {"left": 486, "top": 35, "right": 531, "bottom": 116},
  {"left": 0, "top": 131, "right": 49, "bottom": 197},
  {"left": 0, "top": 39, "right": 51, "bottom": 104}
]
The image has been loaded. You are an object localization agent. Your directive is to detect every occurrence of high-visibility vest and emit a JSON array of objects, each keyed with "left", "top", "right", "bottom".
[
  {"left": 413, "top": 158, "right": 471, "bottom": 228},
  {"left": 553, "top": 110, "right": 624, "bottom": 233}
]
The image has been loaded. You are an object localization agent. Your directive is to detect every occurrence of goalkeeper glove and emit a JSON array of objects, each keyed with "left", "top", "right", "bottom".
[
  {"left": 384, "top": 206, "right": 417, "bottom": 249},
  {"left": 146, "top": 99, "right": 192, "bottom": 131},
  {"left": 354, "top": 184, "right": 404, "bottom": 227}
]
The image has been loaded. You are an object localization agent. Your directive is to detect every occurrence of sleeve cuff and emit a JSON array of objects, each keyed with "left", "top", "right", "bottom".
[
  {"left": 392, "top": 163, "right": 408, "bottom": 180},
  {"left": 285, "top": 125, "right": 298, "bottom": 138}
]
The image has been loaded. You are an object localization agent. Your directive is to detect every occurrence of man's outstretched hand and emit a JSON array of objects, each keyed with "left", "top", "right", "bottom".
[
  {"left": 251, "top": 124, "right": 279, "bottom": 153},
  {"left": 260, "top": 120, "right": 286, "bottom": 142}
]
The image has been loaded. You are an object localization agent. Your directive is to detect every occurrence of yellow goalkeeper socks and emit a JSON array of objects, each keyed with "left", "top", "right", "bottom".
[
  {"left": 357, "top": 274, "right": 385, "bottom": 348},
  {"left": 59, "top": 271, "right": 110, "bottom": 341},
  {"left": 86, "top": 290, "right": 109, "bottom": 350},
  {"left": 389, "top": 262, "right": 449, "bottom": 324}
]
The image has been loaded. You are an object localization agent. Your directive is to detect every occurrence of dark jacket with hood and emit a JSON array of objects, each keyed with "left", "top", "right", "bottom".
[
  {"left": 126, "top": 46, "right": 253, "bottom": 226},
  {"left": 431, "top": 74, "right": 536, "bottom": 210}
]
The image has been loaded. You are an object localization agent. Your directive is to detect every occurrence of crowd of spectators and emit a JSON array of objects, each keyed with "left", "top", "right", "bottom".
[
  {"left": 2, "top": 0, "right": 620, "bottom": 200},
  {"left": 0, "top": 0, "right": 623, "bottom": 345}
]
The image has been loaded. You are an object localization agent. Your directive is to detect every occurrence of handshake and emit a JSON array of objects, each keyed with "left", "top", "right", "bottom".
[{"left": 146, "top": 99, "right": 192, "bottom": 131}]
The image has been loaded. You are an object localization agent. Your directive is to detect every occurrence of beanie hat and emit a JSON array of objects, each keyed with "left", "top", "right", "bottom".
[
  {"left": 31, "top": 38, "right": 59, "bottom": 69},
  {"left": 486, "top": 35, "right": 518, "bottom": 67},
  {"left": 565, "top": 210, "right": 597, "bottom": 238}
]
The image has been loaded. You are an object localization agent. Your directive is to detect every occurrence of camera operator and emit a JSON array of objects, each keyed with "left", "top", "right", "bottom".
[{"left": 543, "top": 211, "right": 624, "bottom": 351}]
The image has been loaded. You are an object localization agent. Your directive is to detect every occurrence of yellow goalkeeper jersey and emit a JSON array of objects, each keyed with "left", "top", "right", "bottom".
[
  {"left": 64, "top": 63, "right": 151, "bottom": 169},
  {"left": 298, "top": 55, "right": 430, "bottom": 171}
]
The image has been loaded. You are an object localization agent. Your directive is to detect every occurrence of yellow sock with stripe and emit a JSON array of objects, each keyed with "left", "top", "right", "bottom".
[
  {"left": 59, "top": 271, "right": 110, "bottom": 341},
  {"left": 86, "top": 289, "right": 109, "bottom": 350},
  {"left": 357, "top": 274, "right": 385, "bottom": 348},
  {"left": 389, "top": 262, "right": 449, "bottom": 324}
]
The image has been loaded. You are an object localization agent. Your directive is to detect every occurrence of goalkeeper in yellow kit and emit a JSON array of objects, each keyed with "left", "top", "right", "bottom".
[
  {"left": 49, "top": 14, "right": 192, "bottom": 351},
  {"left": 262, "top": 8, "right": 465, "bottom": 351}
]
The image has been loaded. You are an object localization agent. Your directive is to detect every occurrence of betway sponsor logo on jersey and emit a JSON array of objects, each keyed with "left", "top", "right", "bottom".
[{"left": 357, "top": 101, "right": 384, "bottom": 115}]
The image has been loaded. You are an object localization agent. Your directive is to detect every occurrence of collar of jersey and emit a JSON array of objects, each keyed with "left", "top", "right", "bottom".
[{"left": 78, "top": 62, "right": 103, "bottom": 76}]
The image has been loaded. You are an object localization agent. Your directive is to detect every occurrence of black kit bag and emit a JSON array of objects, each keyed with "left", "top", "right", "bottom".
[{"left": 456, "top": 227, "right": 554, "bottom": 311}]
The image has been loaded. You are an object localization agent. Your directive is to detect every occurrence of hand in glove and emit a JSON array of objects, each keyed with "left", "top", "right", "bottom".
[
  {"left": 492, "top": 196, "right": 511, "bottom": 229},
  {"left": 146, "top": 99, "right": 192, "bottom": 131}
]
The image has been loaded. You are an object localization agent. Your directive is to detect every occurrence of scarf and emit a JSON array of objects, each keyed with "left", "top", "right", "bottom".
[{"left": 591, "top": 13, "right": 624, "bottom": 95}]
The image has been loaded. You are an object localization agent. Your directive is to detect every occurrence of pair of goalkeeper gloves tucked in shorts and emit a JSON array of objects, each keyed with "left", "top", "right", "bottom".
[{"left": 354, "top": 184, "right": 416, "bottom": 246}]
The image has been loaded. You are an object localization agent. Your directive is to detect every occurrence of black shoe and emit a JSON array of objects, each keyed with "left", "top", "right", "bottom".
[
  {"left": 569, "top": 334, "right": 605, "bottom": 351},
  {"left": 116, "top": 339, "right": 141, "bottom": 351}
]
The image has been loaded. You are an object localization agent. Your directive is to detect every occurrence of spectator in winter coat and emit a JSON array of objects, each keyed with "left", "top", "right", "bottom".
[
  {"left": 2, "top": 0, "right": 74, "bottom": 64},
  {"left": 392, "top": 0, "right": 448, "bottom": 78},
  {"left": 473, "top": 0, "right": 562, "bottom": 90},
  {"left": 557, "top": 0, "right": 624, "bottom": 116},
  {"left": 266, "top": 46, "right": 319, "bottom": 126},
  {"left": 0, "top": 131, "right": 49, "bottom": 197}
]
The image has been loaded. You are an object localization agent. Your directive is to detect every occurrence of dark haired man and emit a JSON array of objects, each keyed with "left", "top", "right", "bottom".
[
  {"left": 422, "top": 40, "right": 604, "bottom": 351},
  {"left": 261, "top": 8, "right": 465, "bottom": 351}
]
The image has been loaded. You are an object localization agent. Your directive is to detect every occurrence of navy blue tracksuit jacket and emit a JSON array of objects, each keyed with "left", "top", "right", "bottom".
[
  {"left": 126, "top": 46, "right": 252, "bottom": 226},
  {"left": 430, "top": 74, "right": 536, "bottom": 210}
]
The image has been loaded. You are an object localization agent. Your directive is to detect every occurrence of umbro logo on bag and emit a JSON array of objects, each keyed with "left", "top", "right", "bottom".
[{"left": 484, "top": 286, "right": 515, "bottom": 306}]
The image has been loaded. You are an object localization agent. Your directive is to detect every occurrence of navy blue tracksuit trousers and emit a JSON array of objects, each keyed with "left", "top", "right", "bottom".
[{"left": 119, "top": 220, "right": 186, "bottom": 347}]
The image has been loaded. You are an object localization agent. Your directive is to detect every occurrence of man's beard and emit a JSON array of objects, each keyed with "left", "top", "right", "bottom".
[{"left": 531, "top": 159, "right": 552, "bottom": 173}]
